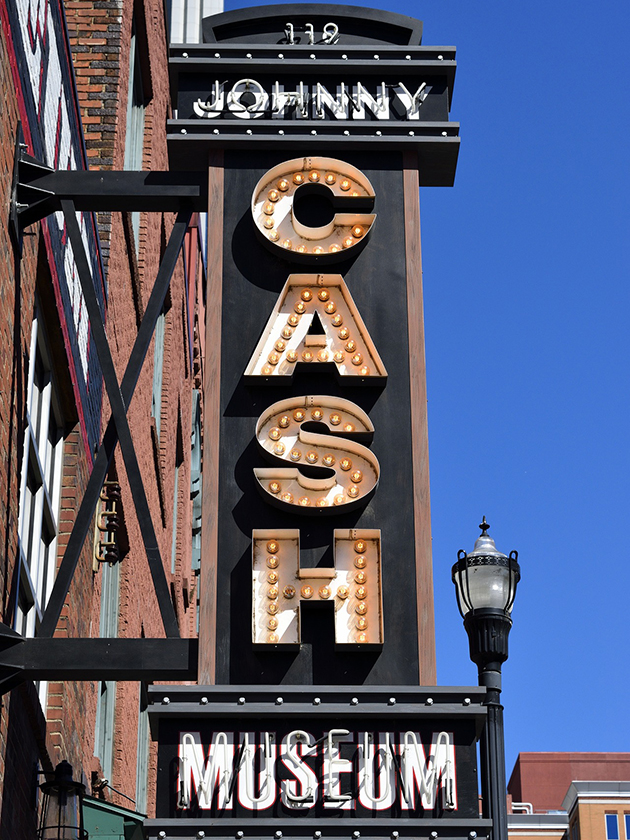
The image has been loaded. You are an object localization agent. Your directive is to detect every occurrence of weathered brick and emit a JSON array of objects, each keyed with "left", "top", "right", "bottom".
[{"left": 0, "top": 0, "right": 200, "bottom": 829}]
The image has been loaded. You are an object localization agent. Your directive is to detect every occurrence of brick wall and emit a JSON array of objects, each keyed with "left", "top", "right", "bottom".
[
  {"left": 508, "top": 753, "right": 630, "bottom": 813},
  {"left": 0, "top": 0, "right": 106, "bottom": 829},
  {"left": 0, "top": 684, "right": 49, "bottom": 840},
  {"left": 0, "top": 15, "right": 41, "bottom": 835},
  {"left": 49, "top": 425, "right": 98, "bottom": 776},
  {"left": 64, "top": 0, "right": 200, "bottom": 813},
  {"left": 0, "top": 0, "right": 202, "bottom": 829},
  {"left": 64, "top": 0, "right": 124, "bottom": 272}
]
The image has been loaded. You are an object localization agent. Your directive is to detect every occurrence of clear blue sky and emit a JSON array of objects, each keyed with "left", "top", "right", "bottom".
[{"left": 224, "top": 0, "right": 630, "bottom": 775}]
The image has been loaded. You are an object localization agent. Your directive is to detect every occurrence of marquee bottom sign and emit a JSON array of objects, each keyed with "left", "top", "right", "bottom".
[
  {"left": 178, "top": 725, "right": 457, "bottom": 815},
  {"left": 147, "top": 687, "right": 490, "bottom": 839}
]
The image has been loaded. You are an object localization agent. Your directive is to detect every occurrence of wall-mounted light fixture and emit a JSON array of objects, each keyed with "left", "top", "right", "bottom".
[
  {"left": 38, "top": 760, "right": 88, "bottom": 840},
  {"left": 93, "top": 481, "right": 122, "bottom": 570}
]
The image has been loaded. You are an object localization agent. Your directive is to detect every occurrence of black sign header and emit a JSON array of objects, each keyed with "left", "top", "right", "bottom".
[{"left": 167, "top": 5, "right": 459, "bottom": 184}]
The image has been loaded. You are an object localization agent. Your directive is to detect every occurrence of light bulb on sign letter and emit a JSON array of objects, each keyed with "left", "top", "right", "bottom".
[
  {"left": 251, "top": 157, "right": 376, "bottom": 262},
  {"left": 252, "top": 529, "right": 383, "bottom": 646},
  {"left": 253, "top": 395, "right": 380, "bottom": 514},
  {"left": 244, "top": 274, "right": 387, "bottom": 382}
]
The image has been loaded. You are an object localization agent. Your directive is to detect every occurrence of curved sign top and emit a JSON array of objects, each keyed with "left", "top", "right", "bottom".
[{"left": 201, "top": 4, "right": 424, "bottom": 46}]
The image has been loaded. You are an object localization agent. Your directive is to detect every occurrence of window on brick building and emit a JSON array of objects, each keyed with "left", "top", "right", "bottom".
[
  {"left": 16, "top": 306, "right": 65, "bottom": 704},
  {"left": 171, "top": 464, "right": 181, "bottom": 575},
  {"left": 606, "top": 814, "right": 620, "bottom": 840},
  {"left": 171, "top": 437, "right": 183, "bottom": 575},
  {"left": 190, "top": 389, "right": 202, "bottom": 573},
  {"left": 570, "top": 820, "right": 579, "bottom": 840},
  {"left": 190, "top": 389, "right": 202, "bottom": 632},
  {"left": 93, "top": 469, "right": 129, "bottom": 781},
  {"left": 124, "top": 19, "right": 148, "bottom": 248},
  {"left": 168, "top": 0, "right": 224, "bottom": 44},
  {"left": 151, "top": 304, "right": 167, "bottom": 439},
  {"left": 135, "top": 684, "right": 150, "bottom": 814},
  {"left": 94, "top": 539, "right": 120, "bottom": 780}
]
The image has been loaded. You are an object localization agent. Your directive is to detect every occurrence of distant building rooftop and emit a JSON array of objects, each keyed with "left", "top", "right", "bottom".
[
  {"left": 508, "top": 753, "right": 630, "bottom": 813},
  {"left": 562, "top": 781, "right": 630, "bottom": 814},
  {"left": 508, "top": 812, "right": 569, "bottom": 832}
]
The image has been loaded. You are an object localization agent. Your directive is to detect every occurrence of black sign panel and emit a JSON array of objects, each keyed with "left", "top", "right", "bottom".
[
  {"left": 201, "top": 4, "right": 424, "bottom": 46},
  {"left": 159, "top": 719, "right": 477, "bottom": 819},
  {"left": 149, "top": 687, "right": 487, "bottom": 829},
  {"left": 216, "top": 150, "right": 418, "bottom": 685},
  {"left": 167, "top": 6, "right": 459, "bottom": 184}
]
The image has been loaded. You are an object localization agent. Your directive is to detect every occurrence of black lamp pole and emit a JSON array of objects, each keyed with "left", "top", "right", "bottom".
[{"left": 452, "top": 518, "right": 520, "bottom": 840}]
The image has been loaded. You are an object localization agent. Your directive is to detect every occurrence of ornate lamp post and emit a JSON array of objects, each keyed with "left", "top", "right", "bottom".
[
  {"left": 38, "top": 760, "right": 88, "bottom": 840},
  {"left": 452, "top": 518, "right": 520, "bottom": 840}
]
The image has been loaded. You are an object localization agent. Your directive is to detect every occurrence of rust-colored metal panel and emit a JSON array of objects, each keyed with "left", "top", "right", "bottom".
[
  {"left": 403, "top": 152, "right": 435, "bottom": 684},
  {"left": 198, "top": 149, "right": 224, "bottom": 684}
]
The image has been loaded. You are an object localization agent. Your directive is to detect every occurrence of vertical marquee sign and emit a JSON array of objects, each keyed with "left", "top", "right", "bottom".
[
  {"left": 172, "top": 1, "right": 461, "bottom": 686},
  {"left": 146, "top": 6, "right": 489, "bottom": 839}
]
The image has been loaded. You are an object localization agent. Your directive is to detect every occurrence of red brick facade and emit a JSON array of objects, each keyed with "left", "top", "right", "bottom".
[{"left": 0, "top": 0, "right": 203, "bottom": 831}]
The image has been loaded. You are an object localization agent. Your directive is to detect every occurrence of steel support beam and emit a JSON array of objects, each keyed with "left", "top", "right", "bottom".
[
  {"left": 38, "top": 208, "right": 190, "bottom": 639},
  {"left": 0, "top": 633, "right": 198, "bottom": 683},
  {"left": 59, "top": 200, "right": 181, "bottom": 638},
  {"left": 8, "top": 148, "right": 205, "bottom": 680},
  {"left": 14, "top": 154, "right": 207, "bottom": 228}
]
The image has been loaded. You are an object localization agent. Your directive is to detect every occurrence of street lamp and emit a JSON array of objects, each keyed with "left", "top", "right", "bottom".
[
  {"left": 452, "top": 517, "right": 520, "bottom": 840},
  {"left": 38, "top": 760, "right": 88, "bottom": 840}
]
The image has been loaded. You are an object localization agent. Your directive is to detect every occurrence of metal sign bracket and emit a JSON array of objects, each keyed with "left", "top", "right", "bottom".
[{"left": 1, "top": 145, "right": 211, "bottom": 693}]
